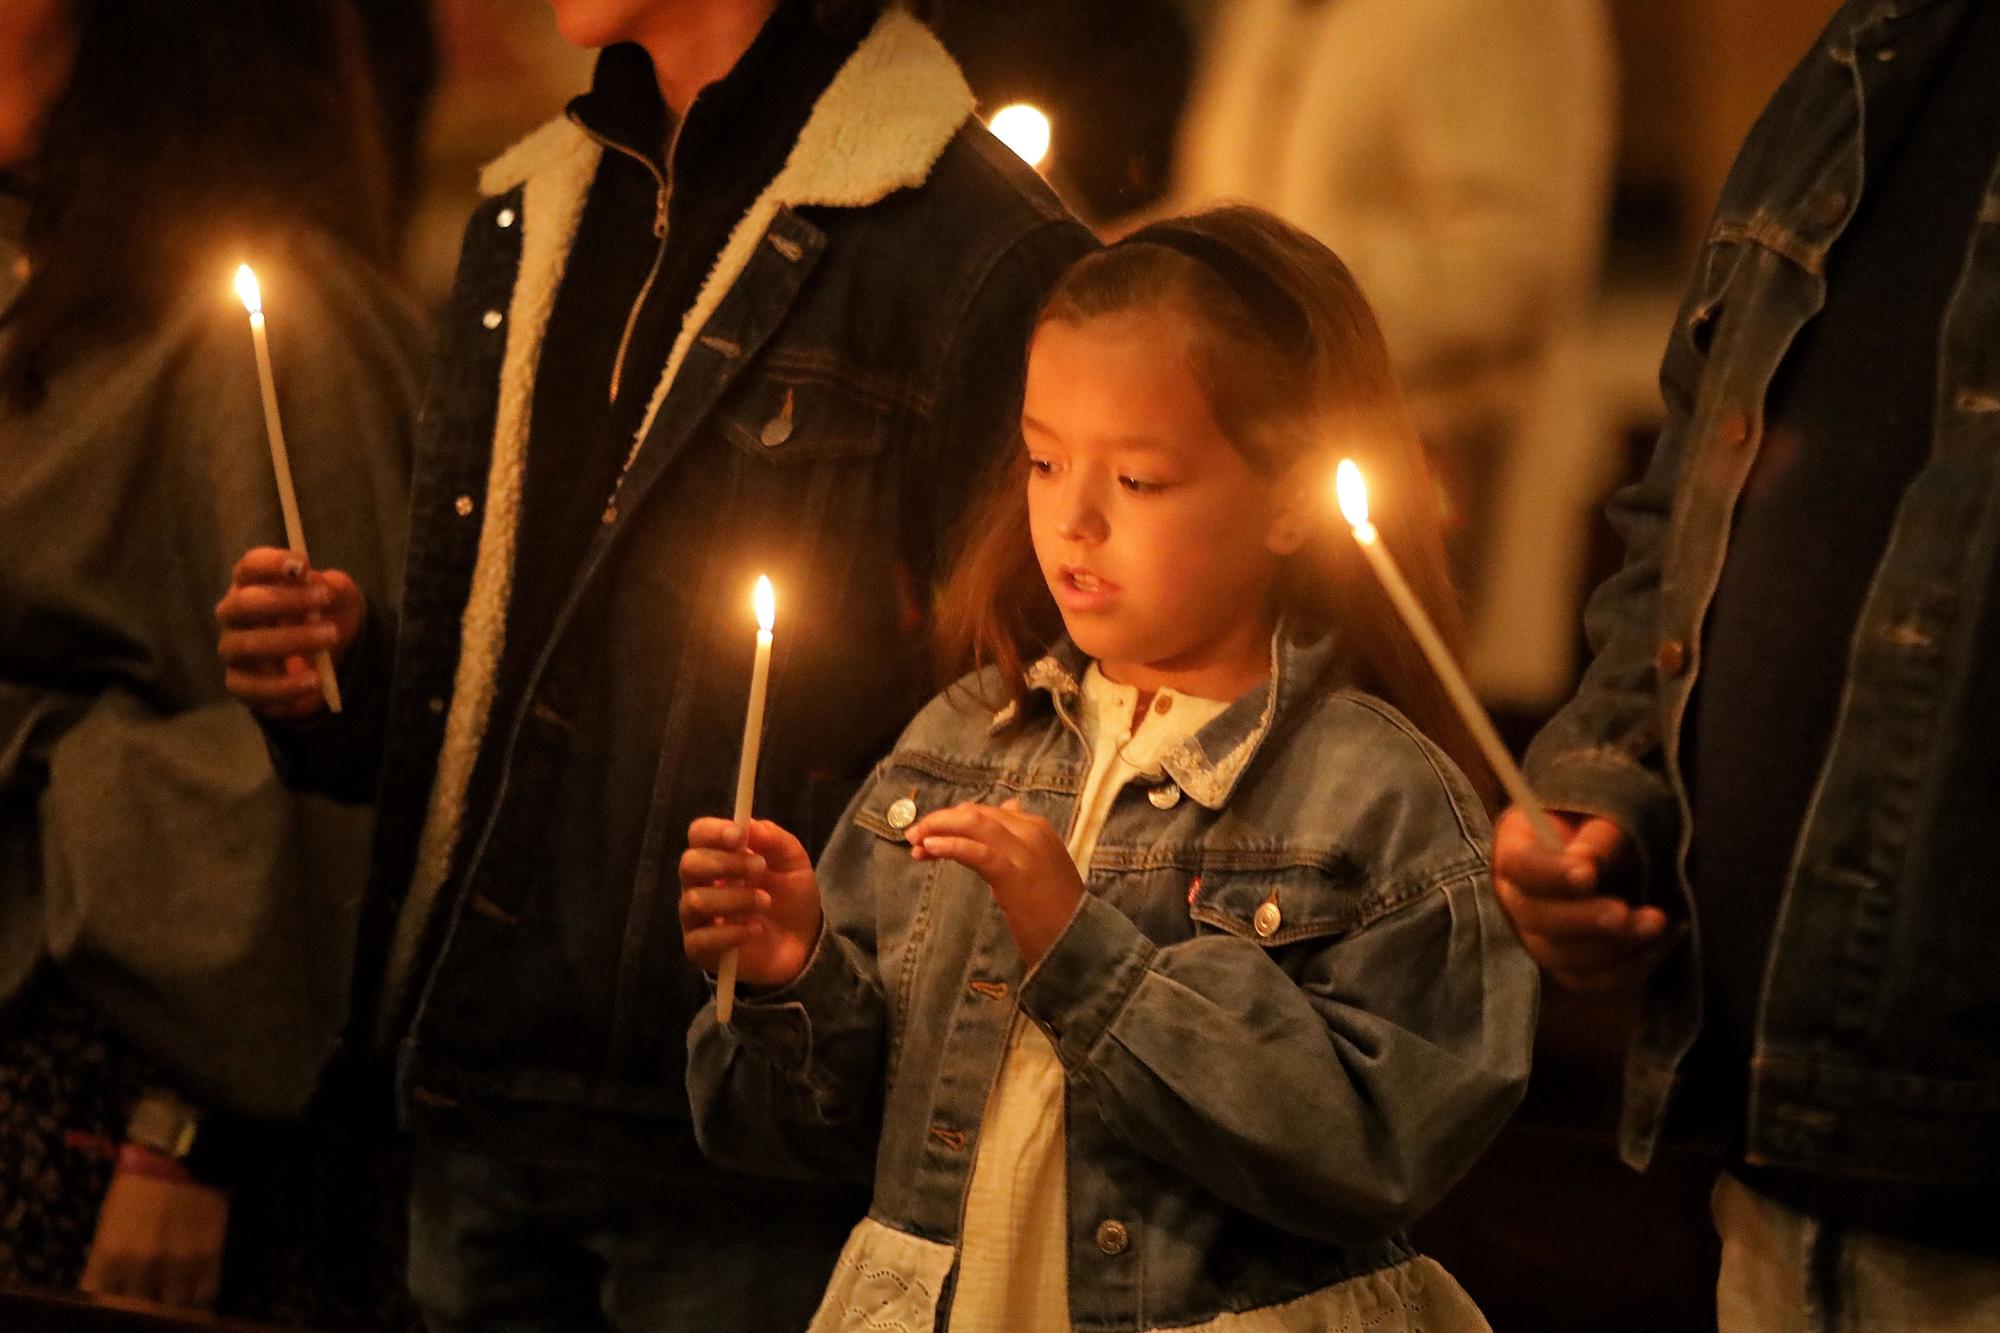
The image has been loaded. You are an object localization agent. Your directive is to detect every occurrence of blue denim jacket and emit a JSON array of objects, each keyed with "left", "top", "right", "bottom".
[
  {"left": 688, "top": 628, "right": 1535, "bottom": 1330},
  {"left": 1525, "top": 0, "right": 2000, "bottom": 1184}
]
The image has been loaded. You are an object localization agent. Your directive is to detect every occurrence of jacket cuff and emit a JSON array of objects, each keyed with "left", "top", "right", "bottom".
[
  {"left": 261, "top": 601, "right": 392, "bottom": 801},
  {"left": 1018, "top": 893, "right": 1156, "bottom": 1065},
  {"left": 1527, "top": 750, "right": 1679, "bottom": 904},
  {"left": 725, "top": 923, "right": 869, "bottom": 1073}
]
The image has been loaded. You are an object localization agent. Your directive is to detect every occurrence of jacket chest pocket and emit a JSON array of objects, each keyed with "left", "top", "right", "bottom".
[
  {"left": 838, "top": 759, "right": 1014, "bottom": 1081},
  {"left": 1184, "top": 862, "right": 1374, "bottom": 957},
  {"left": 718, "top": 353, "right": 911, "bottom": 467}
]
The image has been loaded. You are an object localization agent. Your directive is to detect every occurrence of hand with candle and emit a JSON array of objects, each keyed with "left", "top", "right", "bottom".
[
  {"left": 1492, "top": 808, "right": 1672, "bottom": 993},
  {"left": 906, "top": 798, "right": 1084, "bottom": 968},
  {"left": 679, "top": 817, "right": 824, "bottom": 989},
  {"left": 215, "top": 547, "right": 366, "bottom": 721}
]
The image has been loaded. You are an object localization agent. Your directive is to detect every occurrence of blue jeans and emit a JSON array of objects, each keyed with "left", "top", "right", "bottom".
[
  {"left": 407, "top": 1139, "right": 856, "bottom": 1333},
  {"left": 1713, "top": 1174, "right": 2000, "bottom": 1333}
]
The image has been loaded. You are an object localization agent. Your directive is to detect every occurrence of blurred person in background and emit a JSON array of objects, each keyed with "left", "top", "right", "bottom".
[
  {"left": 215, "top": 0, "right": 1094, "bottom": 1328},
  {"left": 0, "top": 1, "right": 424, "bottom": 1324},
  {"left": 1497, "top": 0, "right": 2000, "bottom": 1326},
  {"left": 1173, "top": 0, "right": 1617, "bottom": 709}
]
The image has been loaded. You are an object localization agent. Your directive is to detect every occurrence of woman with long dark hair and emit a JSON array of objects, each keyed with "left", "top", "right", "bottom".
[{"left": 0, "top": 2, "right": 423, "bottom": 1321}]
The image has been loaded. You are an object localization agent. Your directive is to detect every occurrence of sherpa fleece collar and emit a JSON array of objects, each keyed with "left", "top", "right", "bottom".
[{"left": 386, "top": 9, "right": 975, "bottom": 1032}]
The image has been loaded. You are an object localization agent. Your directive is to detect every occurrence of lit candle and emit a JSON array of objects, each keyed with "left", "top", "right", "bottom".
[
  {"left": 1336, "top": 460, "right": 1561, "bottom": 851},
  {"left": 716, "top": 574, "right": 776, "bottom": 1024},
  {"left": 234, "top": 263, "right": 341, "bottom": 714},
  {"left": 989, "top": 102, "right": 1052, "bottom": 170}
]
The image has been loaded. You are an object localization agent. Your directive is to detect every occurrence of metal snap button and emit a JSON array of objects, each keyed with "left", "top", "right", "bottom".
[
  {"left": 1253, "top": 895, "right": 1282, "bottom": 938},
  {"left": 1148, "top": 783, "right": 1181, "bottom": 810},
  {"left": 454, "top": 494, "right": 474, "bottom": 517},
  {"left": 886, "top": 796, "right": 918, "bottom": 830},
  {"left": 481, "top": 309, "right": 503, "bottom": 330},
  {"left": 1094, "top": 1219, "right": 1129, "bottom": 1256},
  {"left": 427, "top": 696, "right": 446, "bottom": 715},
  {"left": 496, "top": 207, "right": 517, "bottom": 228}
]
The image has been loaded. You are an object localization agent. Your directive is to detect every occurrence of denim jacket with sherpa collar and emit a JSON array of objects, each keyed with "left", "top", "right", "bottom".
[
  {"left": 688, "top": 626, "right": 1536, "bottom": 1332},
  {"left": 268, "top": 8, "right": 1094, "bottom": 1163},
  {"left": 1525, "top": 0, "right": 2000, "bottom": 1187}
]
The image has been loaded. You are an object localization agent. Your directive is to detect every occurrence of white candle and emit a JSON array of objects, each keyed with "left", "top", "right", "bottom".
[
  {"left": 1336, "top": 461, "right": 1562, "bottom": 852},
  {"left": 716, "top": 574, "right": 776, "bottom": 1023},
  {"left": 234, "top": 264, "right": 341, "bottom": 714}
]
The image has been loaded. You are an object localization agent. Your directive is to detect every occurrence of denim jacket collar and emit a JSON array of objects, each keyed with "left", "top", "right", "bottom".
[{"left": 999, "top": 621, "right": 1348, "bottom": 810}]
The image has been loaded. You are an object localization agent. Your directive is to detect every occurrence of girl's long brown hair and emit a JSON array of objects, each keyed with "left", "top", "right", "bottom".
[{"left": 934, "top": 204, "right": 1497, "bottom": 808}]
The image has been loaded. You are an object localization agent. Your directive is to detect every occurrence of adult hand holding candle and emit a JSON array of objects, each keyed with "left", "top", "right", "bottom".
[
  {"left": 716, "top": 575, "right": 776, "bottom": 1023},
  {"left": 234, "top": 263, "right": 341, "bottom": 714},
  {"left": 1335, "top": 459, "right": 1562, "bottom": 851}
]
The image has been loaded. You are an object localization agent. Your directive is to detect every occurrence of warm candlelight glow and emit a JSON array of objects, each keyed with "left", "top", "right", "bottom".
[
  {"left": 233, "top": 263, "right": 263, "bottom": 317},
  {"left": 1334, "top": 453, "right": 1561, "bottom": 850},
  {"left": 989, "top": 103, "right": 1052, "bottom": 169},
  {"left": 1335, "top": 458, "right": 1376, "bottom": 542},
  {"left": 753, "top": 574, "right": 775, "bottom": 635}
]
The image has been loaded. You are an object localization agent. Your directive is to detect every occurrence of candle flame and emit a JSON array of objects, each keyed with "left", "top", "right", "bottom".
[
  {"left": 233, "top": 263, "right": 263, "bottom": 316},
  {"left": 1335, "top": 458, "right": 1378, "bottom": 543},
  {"left": 753, "top": 575, "right": 775, "bottom": 633},
  {"left": 989, "top": 103, "right": 1052, "bottom": 169}
]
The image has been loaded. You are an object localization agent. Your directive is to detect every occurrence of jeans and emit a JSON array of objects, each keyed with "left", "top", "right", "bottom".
[
  {"left": 407, "top": 1138, "right": 854, "bottom": 1333},
  {"left": 1713, "top": 1173, "right": 2000, "bottom": 1333}
]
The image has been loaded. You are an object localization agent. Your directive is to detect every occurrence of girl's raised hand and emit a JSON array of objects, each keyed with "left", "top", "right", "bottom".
[
  {"left": 907, "top": 798, "right": 1084, "bottom": 967},
  {"left": 679, "top": 818, "right": 823, "bottom": 989}
]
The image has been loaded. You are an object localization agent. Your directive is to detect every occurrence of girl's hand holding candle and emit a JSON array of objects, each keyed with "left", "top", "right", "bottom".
[
  {"left": 232, "top": 263, "right": 341, "bottom": 714},
  {"left": 679, "top": 815, "right": 824, "bottom": 992}
]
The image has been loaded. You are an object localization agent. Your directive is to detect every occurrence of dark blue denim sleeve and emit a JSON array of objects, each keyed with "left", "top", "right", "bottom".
[
  {"left": 260, "top": 596, "right": 395, "bottom": 805},
  {"left": 1522, "top": 256, "right": 1716, "bottom": 890}
]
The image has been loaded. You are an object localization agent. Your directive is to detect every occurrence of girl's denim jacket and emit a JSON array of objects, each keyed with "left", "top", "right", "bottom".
[{"left": 687, "top": 627, "right": 1537, "bottom": 1331}]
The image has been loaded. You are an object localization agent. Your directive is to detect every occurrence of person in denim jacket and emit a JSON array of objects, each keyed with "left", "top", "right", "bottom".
[
  {"left": 215, "top": 1, "right": 1094, "bottom": 1328},
  {"left": 680, "top": 207, "right": 1534, "bottom": 1331},
  {"left": 1493, "top": 1, "right": 2000, "bottom": 1325}
]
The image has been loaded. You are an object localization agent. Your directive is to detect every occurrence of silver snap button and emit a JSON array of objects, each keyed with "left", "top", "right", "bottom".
[
  {"left": 1253, "top": 898, "right": 1282, "bottom": 938},
  {"left": 481, "top": 309, "right": 503, "bottom": 330},
  {"left": 454, "top": 494, "right": 474, "bottom": 517},
  {"left": 760, "top": 415, "right": 793, "bottom": 448},
  {"left": 886, "top": 796, "right": 918, "bottom": 831},
  {"left": 496, "top": 207, "right": 517, "bottom": 228},
  {"left": 1148, "top": 783, "right": 1181, "bottom": 810},
  {"left": 1094, "top": 1219, "right": 1129, "bottom": 1256},
  {"left": 427, "top": 696, "right": 446, "bottom": 715}
]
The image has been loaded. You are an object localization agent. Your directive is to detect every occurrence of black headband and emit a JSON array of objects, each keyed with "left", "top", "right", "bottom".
[{"left": 1112, "top": 224, "right": 1312, "bottom": 354}]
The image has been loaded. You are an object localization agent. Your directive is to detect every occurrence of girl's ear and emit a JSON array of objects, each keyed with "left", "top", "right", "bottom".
[{"left": 1263, "top": 460, "right": 1321, "bottom": 556}]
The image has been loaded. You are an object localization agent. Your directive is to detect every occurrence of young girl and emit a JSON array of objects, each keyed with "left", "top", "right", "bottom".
[{"left": 678, "top": 205, "right": 1534, "bottom": 1332}]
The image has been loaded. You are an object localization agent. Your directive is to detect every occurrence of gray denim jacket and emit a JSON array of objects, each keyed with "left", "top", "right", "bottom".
[
  {"left": 1525, "top": 0, "right": 2000, "bottom": 1185},
  {"left": 688, "top": 627, "right": 1535, "bottom": 1331}
]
